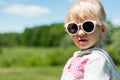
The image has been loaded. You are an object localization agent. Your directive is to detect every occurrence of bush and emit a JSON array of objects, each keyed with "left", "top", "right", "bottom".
[
  {"left": 105, "top": 42, "right": 120, "bottom": 66},
  {"left": 0, "top": 47, "right": 79, "bottom": 67}
]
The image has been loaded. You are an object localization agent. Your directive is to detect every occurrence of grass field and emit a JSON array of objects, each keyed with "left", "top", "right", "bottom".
[
  {"left": 0, "top": 47, "right": 119, "bottom": 80},
  {"left": 0, "top": 66, "right": 63, "bottom": 80},
  {"left": 0, "top": 46, "right": 78, "bottom": 67},
  {"left": 0, "top": 47, "right": 68, "bottom": 80}
]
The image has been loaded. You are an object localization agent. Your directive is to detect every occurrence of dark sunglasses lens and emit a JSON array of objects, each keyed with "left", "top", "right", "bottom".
[
  {"left": 83, "top": 21, "right": 94, "bottom": 32},
  {"left": 67, "top": 23, "right": 78, "bottom": 34}
]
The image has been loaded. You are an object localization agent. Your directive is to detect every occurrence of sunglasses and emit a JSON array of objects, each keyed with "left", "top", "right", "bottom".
[{"left": 65, "top": 20, "right": 101, "bottom": 35}]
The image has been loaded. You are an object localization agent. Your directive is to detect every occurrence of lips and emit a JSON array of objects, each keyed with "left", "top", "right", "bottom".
[
  {"left": 78, "top": 37, "right": 87, "bottom": 44},
  {"left": 79, "top": 39, "right": 87, "bottom": 42},
  {"left": 78, "top": 37, "right": 87, "bottom": 41}
]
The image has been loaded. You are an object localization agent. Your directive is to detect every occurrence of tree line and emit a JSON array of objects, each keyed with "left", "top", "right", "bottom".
[
  {"left": 0, "top": 23, "right": 66, "bottom": 47},
  {"left": 0, "top": 21, "right": 119, "bottom": 48}
]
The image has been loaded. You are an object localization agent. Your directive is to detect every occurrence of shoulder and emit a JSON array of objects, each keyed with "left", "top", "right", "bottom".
[
  {"left": 89, "top": 49, "right": 106, "bottom": 60},
  {"left": 89, "top": 49, "right": 107, "bottom": 62},
  {"left": 85, "top": 48, "right": 110, "bottom": 68},
  {"left": 83, "top": 49, "right": 111, "bottom": 80}
]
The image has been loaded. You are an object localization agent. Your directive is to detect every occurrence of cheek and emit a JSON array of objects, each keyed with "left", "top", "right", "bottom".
[
  {"left": 72, "top": 36, "right": 77, "bottom": 43},
  {"left": 72, "top": 36, "right": 79, "bottom": 45},
  {"left": 91, "top": 29, "right": 102, "bottom": 42}
]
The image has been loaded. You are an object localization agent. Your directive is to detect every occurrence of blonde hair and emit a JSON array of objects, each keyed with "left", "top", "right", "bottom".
[
  {"left": 65, "top": 0, "right": 106, "bottom": 23},
  {"left": 65, "top": 0, "right": 109, "bottom": 46}
]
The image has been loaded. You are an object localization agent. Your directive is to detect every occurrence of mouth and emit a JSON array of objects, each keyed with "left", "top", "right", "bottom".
[
  {"left": 79, "top": 39, "right": 87, "bottom": 42},
  {"left": 79, "top": 39, "right": 87, "bottom": 43},
  {"left": 78, "top": 38, "right": 88, "bottom": 44}
]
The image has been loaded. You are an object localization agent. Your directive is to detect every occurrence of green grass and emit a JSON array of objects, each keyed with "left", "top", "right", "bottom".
[
  {"left": 0, "top": 46, "right": 78, "bottom": 67},
  {"left": 0, "top": 66, "right": 63, "bottom": 80},
  {"left": 0, "top": 47, "right": 119, "bottom": 80},
  {"left": 0, "top": 47, "right": 68, "bottom": 80}
]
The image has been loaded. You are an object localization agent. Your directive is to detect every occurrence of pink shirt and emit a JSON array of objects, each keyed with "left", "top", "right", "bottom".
[{"left": 61, "top": 47, "right": 120, "bottom": 80}]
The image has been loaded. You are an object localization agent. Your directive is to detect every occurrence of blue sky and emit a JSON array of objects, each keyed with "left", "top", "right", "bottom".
[{"left": 0, "top": 0, "right": 120, "bottom": 33}]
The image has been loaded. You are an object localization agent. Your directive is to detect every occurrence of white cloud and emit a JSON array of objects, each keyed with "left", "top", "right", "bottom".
[
  {"left": 67, "top": 0, "right": 76, "bottom": 3},
  {"left": 2, "top": 4, "right": 50, "bottom": 17},
  {"left": 111, "top": 18, "right": 120, "bottom": 26}
]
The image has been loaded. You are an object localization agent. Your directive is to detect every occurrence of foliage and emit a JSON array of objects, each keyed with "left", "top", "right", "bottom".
[
  {"left": 22, "top": 23, "right": 66, "bottom": 47},
  {"left": 0, "top": 33, "right": 22, "bottom": 47},
  {"left": 0, "top": 47, "right": 79, "bottom": 67},
  {"left": 105, "top": 27, "right": 120, "bottom": 66}
]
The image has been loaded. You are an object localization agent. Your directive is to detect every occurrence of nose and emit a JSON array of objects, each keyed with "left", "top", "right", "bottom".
[{"left": 78, "top": 29, "right": 86, "bottom": 36}]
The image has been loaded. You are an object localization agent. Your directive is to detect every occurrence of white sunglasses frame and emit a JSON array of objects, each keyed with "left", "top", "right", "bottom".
[{"left": 65, "top": 20, "right": 102, "bottom": 36}]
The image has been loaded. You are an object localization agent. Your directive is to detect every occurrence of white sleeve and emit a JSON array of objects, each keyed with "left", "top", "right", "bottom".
[{"left": 84, "top": 53, "right": 110, "bottom": 80}]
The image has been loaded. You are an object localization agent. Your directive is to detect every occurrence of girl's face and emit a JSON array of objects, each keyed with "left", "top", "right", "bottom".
[{"left": 71, "top": 21, "right": 104, "bottom": 50}]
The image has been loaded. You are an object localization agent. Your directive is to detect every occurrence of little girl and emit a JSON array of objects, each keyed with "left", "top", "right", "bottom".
[{"left": 61, "top": 0, "right": 120, "bottom": 80}]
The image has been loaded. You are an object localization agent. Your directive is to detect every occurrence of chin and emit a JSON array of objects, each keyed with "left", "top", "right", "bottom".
[
  {"left": 78, "top": 46, "right": 89, "bottom": 50},
  {"left": 78, "top": 45, "right": 93, "bottom": 50}
]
